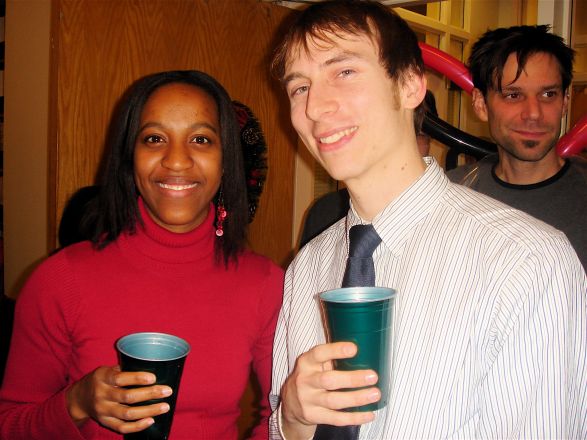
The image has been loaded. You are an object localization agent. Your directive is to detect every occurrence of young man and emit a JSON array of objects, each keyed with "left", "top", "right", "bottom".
[
  {"left": 448, "top": 25, "right": 587, "bottom": 269},
  {"left": 299, "top": 91, "right": 438, "bottom": 248},
  {"left": 269, "top": 1, "right": 586, "bottom": 439}
]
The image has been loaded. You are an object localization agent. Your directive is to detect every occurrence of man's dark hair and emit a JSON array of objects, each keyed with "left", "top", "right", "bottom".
[
  {"left": 469, "top": 25, "right": 575, "bottom": 96},
  {"left": 271, "top": 0, "right": 424, "bottom": 87},
  {"left": 89, "top": 70, "right": 247, "bottom": 267}
]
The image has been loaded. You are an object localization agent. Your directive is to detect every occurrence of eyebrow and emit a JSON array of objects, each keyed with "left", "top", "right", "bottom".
[
  {"left": 139, "top": 121, "right": 219, "bottom": 134},
  {"left": 501, "top": 83, "right": 563, "bottom": 92},
  {"left": 283, "top": 50, "right": 364, "bottom": 87}
]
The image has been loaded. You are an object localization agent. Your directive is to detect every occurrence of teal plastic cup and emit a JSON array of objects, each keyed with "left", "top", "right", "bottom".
[
  {"left": 319, "top": 287, "right": 396, "bottom": 411},
  {"left": 116, "top": 332, "right": 191, "bottom": 440}
]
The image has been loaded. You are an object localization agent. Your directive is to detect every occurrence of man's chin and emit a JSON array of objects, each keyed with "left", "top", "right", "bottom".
[
  {"left": 520, "top": 139, "right": 540, "bottom": 149},
  {"left": 316, "top": 160, "right": 351, "bottom": 182},
  {"left": 500, "top": 138, "right": 557, "bottom": 162},
  {"left": 508, "top": 149, "right": 555, "bottom": 163}
]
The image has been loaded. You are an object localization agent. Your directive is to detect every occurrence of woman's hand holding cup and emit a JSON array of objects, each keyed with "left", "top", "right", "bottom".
[{"left": 66, "top": 365, "right": 172, "bottom": 434}]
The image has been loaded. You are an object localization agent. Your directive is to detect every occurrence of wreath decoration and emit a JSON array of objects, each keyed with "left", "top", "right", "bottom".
[{"left": 232, "top": 101, "right": 268, "bottom": 223}]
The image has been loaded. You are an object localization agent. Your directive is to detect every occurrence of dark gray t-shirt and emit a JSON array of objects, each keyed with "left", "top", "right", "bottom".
[{"left": 448, "top": 154, "right": 587, "bottom": 269}]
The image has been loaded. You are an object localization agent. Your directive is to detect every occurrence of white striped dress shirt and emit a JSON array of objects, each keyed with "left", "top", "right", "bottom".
[{"left": 270, "top": 158, "right": 587, "bottom": 439}]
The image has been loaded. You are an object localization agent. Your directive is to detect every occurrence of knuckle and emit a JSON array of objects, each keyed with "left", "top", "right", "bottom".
[
  {"left": 118, "top": 425, "right": 132, "bottom": 434},
  {"left": 119, "top": 390, "right": 136, "bottom": 404},
  {"left": 292, "top": 371, "right": 306, "bottom": 389},
  {"left": 96, "top": 417, "right": 112, "bottom": 430},
  {"left": 117, "top": 421, "right": 137, "bottom": 434},
  {"left": 349, "top": 372, "right": 364, "bottom": 387},
  {"left": 157, "top": 385, "right": 171, "bottom": 396},
  {"left": 322, "top": 390, "right": 340, "bottom": 410},
  {"left": 299, "top": 407, "right": 315, "bottom": 423},
  {"left": 319, "top": 371, "right": 335, "bottom": 390},
  {"left": 112, "top": 375, "right": 123, "bottom": 387},
  {"left": 89, "top": 371, "right": 102, "bottom": 386},
  {"left": 119, "top": 406, "right": 137, "bottom": 421},
  {"left": 310, "top": 343, "right": 327, "bottom": 362},
  {"left": 296, "top": 352, "right": 311, "bottom": 370},
  {"left": 93, "top": 401, "right": 108, "bottom": 417}
]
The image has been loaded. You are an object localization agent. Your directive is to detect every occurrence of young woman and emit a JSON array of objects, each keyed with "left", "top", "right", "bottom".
[{"left": 0, "top": 70, "right": 283, "bottom": 439}]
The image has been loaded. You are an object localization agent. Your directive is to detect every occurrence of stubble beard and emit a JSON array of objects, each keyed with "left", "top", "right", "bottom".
[{"left": 499, "top": 134, "right": 558, "bottom": 163}]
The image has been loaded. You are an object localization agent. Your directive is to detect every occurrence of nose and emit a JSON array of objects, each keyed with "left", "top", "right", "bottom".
[
  {"left": 161, "top": 141, "right": 194, "bottom": 170},
  {"left": 305, "top": 83, "right": 338, "bottom": 121},
  {"left": 521, "top": 96, "right": 543, "bottom": 121}
]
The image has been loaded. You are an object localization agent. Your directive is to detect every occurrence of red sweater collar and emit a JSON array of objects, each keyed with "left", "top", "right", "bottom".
[{"left": 117, "top": 198, "right": 217, "bottom": 265}]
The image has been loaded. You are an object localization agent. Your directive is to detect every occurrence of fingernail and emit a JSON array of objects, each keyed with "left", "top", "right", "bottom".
[
  {"left": 365, "top": 373, "right": 377, "bottom": 384},
  {"left": 146, "top": 418, "right": 155, "bottom": 426},
  {"left": 363, "top": 412, "right": 376, "bottom": 422},
  {"left": 161, "top": 387, "right": 172, "bottom": 396},
  {"left": 161, "top": 403, "right": 170, "bottom": 413},
  {"left": 343, "top": 344, "right": 356, "bottom": 355},
  {"left": 367, "top": 390, "right": 380, "bottom": 402},
  {"left": 145, "top": 373, "right": 157, "bottom": 383}
]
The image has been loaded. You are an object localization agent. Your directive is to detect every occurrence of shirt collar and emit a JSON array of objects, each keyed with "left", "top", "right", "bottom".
[{"left": 346, "top": 157, "right": 449, "bottom": 257}]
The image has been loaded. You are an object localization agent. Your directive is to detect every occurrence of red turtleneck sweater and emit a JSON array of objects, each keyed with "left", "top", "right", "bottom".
[{"left": 0, "top": 199, "right": 284, "bottom": 439}]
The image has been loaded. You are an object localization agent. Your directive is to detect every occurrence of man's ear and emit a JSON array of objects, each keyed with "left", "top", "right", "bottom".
[
  {"left": 401, "top": 72, "right": 427, "bottom": 110},
  {"left": 471, "top": 88, "right": 489, "bottom": 122},
  {"left": 562, "top": 88, "right": 570, "bottom": 118}
]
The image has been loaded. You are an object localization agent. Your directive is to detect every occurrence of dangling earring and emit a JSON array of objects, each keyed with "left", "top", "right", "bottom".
[{"left": 215, "top": 188, "right": 227, "bottom": 237}]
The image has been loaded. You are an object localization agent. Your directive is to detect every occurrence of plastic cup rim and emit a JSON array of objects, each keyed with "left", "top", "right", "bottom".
[
  {"left": 319, "top": 286, "right": 396, "bottom": 303},
  {"left": 116, "top": 332, "right": 191, "bottom": 361}
]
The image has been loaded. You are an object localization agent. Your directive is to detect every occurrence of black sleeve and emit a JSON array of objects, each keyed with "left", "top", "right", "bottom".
[{"left": 299, "top": 189, "right": 350, "bottom": 249}]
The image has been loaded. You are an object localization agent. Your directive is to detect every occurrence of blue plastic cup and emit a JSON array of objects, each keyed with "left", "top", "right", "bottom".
[
  {"left": 116, "top": 332, "right": 190, "bottom": 440},
  {"left": 319, "top": 287, "right": 396, "bottom": 411}
]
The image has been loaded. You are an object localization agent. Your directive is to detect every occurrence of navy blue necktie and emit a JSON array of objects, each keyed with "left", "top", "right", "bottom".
[
  {"left": 314, "top": 224, "right": 381, "bottom": 440},
  {"left": 342, "top": 224, "right": 381, "bottom": 287}
]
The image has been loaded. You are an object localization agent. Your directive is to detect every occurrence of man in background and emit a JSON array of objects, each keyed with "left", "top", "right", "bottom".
[{"left": 448, "top": 25, "right": 587, "bottom": 268}]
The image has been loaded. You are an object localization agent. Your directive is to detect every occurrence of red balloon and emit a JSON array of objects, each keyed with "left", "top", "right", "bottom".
[
  {"left": 557, "top": 114, "right": 587, "bottom": 157},
  {"left": 419, "top": 42, "right": 473, "bottom": 94},
  {"left": 419, "top": 42, "right": 586, "bottom": 156}
]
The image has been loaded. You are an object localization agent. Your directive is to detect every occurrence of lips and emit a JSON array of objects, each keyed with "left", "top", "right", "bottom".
[
  {"left": 511, "top": 123, "right": 553, "bottom": 136},
  {"left": 318, "top": 126, "right": 358, "bottom": 145},
  {"left": 156, "top": 177, "right": 200, "bottom": 192},
  {"left": 158, "top": 182, "right": 199, "bottom": 191},
  {"left": 514, "top": 129, "right": 547, "bottom": 137}
]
